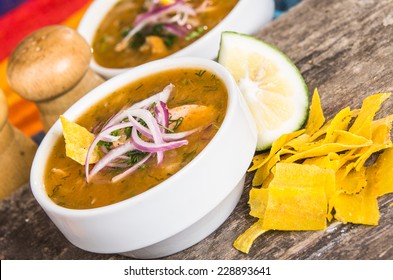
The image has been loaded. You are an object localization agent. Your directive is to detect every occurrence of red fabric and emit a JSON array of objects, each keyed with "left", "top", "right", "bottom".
[{"left": 0, "top": 0, "right": 90, "bottom": 60}]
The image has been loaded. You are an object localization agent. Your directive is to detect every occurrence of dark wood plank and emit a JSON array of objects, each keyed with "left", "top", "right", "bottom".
[{"left": 1, "top": 0, "right": 393, "bottom": 260}]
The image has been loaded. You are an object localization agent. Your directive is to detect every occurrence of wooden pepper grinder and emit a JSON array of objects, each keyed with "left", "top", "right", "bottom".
[
  {"left": 0, "top": 90, "right": 38, "bottom": 200},
  {"left": 7, "top": 25, "right": 105, "bottom": 132}
]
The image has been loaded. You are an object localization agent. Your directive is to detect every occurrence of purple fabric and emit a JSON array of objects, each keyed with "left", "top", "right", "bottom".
[{"left": 0, "top": 0, "right": 26, "bottom": 15}]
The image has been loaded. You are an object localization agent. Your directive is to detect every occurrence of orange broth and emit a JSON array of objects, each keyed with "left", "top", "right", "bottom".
[
  {"left": 44, "top": 68, "right": 228, "bottom": 209},
  {"left": 92, "top": 0, "right": 239, "bottom": 68}
]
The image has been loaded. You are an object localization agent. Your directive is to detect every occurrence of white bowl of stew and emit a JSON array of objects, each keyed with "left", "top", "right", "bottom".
[
  {"left": 30, "top": 57, "right": 257, "bottom": 259},
  {"left": 77, "top": 0, "right": 275, "bottom": 79}
]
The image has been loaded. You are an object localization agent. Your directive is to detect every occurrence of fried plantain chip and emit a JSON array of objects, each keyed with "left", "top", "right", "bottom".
[
  {"left": 249, "top": 153, "right": 270, "bottom": 172},
  {"left": 252, "top": 163, "right": 270, "bottom": 187},
  {"left": 324, "top": 107, "right": 353, "bottom": 143},
  {"left": 60, "top": 116, "right": 101, "bottom": 165},
  {"left": 353, "top": 116, "right": 393, "bottom": 171},
  {"left": 261, "top": 163, "right": 334, "bottom": 231},
  {"left": 305, "top": 88, "right": 325, "bottom": 136},
  {"left": 349, "top": 93, "right": 391, "bottom": 139},
  {"left": 303, "top": 152, "right": 340, "bottom": 171},
  {"left": 284, "top": 133, "right": 310, "bottom": 151},
  {"left": 252, "top": 148, "right": 296, "bottom": 186},
  {"left": 233, "top": 219, "right": 267, "bottom": 254},
  {"left": 333, "top": 184, "right": 379, "bottom": 226},
  {"left": 249, "top": 129, "right": 305, "bottom": 172},
  {"left": 283, "top": 139, "right": 371, "bottom": 163},
  {"left": 249, "top": 187, "right": 269, "bottom": 218},
  {"left": 336, "top": 166, "right": 367, "bottom": 195},
  {"left": 366, "top": 147, "right": 393, "bottom": 197}
]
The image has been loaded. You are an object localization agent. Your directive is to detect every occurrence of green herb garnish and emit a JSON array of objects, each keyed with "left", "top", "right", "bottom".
[
  {"left": 126, "top": 150, "right": 149, "bottom": 165},
  {"left": 97, "top": 140, "right": 113, "bottom": 150},
  {"left": 186, "top": 26, "right": 207, "bottom": 41},
  {"left": 130, "top": 32, "right": 146, "bottom": 49},
  {"left": 195, "top": 70, "right": 206, "bottom": 77},
  {"left": 169, "top": 117, "right": 184, "bottom": 131},
  {"left": 163, "top": 33, "right": 178, "bottom": 48}
]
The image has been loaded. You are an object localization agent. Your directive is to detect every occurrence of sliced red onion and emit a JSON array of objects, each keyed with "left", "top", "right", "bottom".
[
  {"left": 167, "top": 4, "right": 196, "bottom": 26},
  {"left": 100, "top": 134, "right": 121, "bottom": 142},
  {"left": 85, "top": 133, "right": 111, "bottom": 179},
  {"left": 162, "top": 127, "right": 200, "bottom": 141},
  {"left": 115, "top": 20, "right": 149, "bottom": 51},
  {"left": 87, "top": 84, "right": 173, "bottom": 174},
  {"left": 155, "top": 101, "right": 170, "bottom": 131},
  {"left": 111, "top": 153, "right": 152, "bottom": 183},
  {"left": 130, "top": 83, "right": 174, "bottom": 110},
  {"left": 100, "top": 121, "right": 133, "bottom": 137},
  {"left": 129, "top": 109, "right": 165, "bottom": 164},
  {"left": 128, "top": 112, "right": 199, "bottom": 141},
  {"left": 115, "top": 0, "right": 198, "bottom": 51},
  {"left": 107, "top": 162, "right": 129, "bottom": 169},
  {"left": 127, "top": 113, "right": 151, "bottom": 138},
  {"left": 131, "top": 127, "right": 188, "bottom": 153},
  {"left": 85, "top": 121, "right": 138, "bottom": 181},
  {"left": 101, "top": 108, "right": 128, "bottom": 131},
  {"left": 134, "top": 0, "right": 186, "bottom": 25},
  {"left": 129, "top": 109, "right": 164, "bottom": 142},
  {"left": 163, "top": 23, "right": 187, "bottom": 36},
  {"left": 116, "top": 155, "right": 131, "bottom": 160},
  {"left": 101, "top": 83, "right": 173, "bottom": 131},
  {"left": 88, "top": 141, "right": 136, "bottom": 182},
  {"left": 116, "top": 1, "right": 186, "bottom": 51},
  {"left": 99, "top": 146, "right": 109, "bottom": 154},
  {"left": 84, "top": 83, "right": 204, "bottom": 183},
  {"left": 92, "top": 122, "right": 104, "bottom": 134}
]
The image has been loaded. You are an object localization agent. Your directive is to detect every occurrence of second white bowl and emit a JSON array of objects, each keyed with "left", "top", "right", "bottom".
[{"left": 77, "top": 0, "right": 275, "bottom": 79}]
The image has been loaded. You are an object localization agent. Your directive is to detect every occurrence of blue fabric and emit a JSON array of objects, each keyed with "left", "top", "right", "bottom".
[
  {"left": 32, "top": 131, "right": 46, "bottom": 145},
  {"left": 274, "top": 0, "right": 301, "bottom": 18},
  {"left": 0, "top": 0, "right": 26, "bottom": 16},
  {"left": 275, "top": 0, "right": 301, "bottom": 10}
]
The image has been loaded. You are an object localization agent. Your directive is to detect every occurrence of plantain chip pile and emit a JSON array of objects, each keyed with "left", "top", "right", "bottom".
[{"left": 234, "top": 90, "right": 393, "bottom": 254}]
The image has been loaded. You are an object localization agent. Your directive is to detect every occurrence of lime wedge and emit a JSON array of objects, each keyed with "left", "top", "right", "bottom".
[{"left": 218, "top": 31, "right": 309, "bottom": 151}]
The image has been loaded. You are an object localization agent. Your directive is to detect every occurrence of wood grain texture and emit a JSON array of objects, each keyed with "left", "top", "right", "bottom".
[{"left": 1, "top": 0, "right": 393, "bottom": 260}]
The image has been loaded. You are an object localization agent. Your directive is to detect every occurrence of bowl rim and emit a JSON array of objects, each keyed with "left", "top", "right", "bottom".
[{"left": 30, "top": 57, "right": 240, "bottom": 218}]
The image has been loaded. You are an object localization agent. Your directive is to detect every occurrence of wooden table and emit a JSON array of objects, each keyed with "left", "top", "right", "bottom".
[{"left": 1, "top": 0, "right": 393, "bottom": 260}]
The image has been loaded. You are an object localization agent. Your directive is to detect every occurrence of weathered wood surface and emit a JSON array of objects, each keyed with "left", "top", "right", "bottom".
[{"left": 1, "top": 0, "right": 393, "bottom": 260}]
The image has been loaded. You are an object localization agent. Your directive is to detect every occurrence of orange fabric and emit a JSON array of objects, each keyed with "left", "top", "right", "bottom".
[{"left": 0, "top": 1, "right": 92, "bottom": 136}]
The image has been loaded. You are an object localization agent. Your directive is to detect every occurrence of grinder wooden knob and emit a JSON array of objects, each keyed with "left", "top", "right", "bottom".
[
  {"left": 7, "top": 25, "right": 104, "bottom": 131},
  {"left": 0, "top": 90, "right": 37, "bottom": 200}
]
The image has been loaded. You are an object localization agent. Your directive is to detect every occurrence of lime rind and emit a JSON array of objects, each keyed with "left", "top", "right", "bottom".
[{"left": 218, "top": 31, "right": 309, "bottom": 151}]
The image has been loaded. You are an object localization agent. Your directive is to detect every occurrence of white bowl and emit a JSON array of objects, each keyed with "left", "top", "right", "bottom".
[
  {"left": 30, "top": 57, "right": 257, "bottom": 259},
  {"left": 77, "top": 0, "right": 275, "bottom": 79}
]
